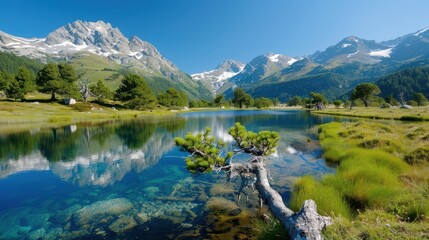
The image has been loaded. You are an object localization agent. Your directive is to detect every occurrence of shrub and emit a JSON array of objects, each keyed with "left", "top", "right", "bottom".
[{"left": 404, "top": 147, "right": 429, "bottom": 164}]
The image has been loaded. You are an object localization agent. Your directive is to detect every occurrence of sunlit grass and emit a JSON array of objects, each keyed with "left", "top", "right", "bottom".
[
  {"left": 290, "top": 175, "right": 352, "bottom": 218},
  {"left": 0, "top": 100, "right": 176, "bottom": 133},
  {"left": 314, "top": 106, "right": 429, "bottom": 121},
  {"left": 291, "top": 120, "right": 429, "bottom": 238}
]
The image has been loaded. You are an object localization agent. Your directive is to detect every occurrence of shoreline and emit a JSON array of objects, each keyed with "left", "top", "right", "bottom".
[{"left": 312, "top": 106, "right": 429, "bottom": 121}]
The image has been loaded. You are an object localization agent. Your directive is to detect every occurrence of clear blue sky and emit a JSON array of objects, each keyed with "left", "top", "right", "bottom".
[{"left": 0, "top": 0, "right": 428, "bottom": 73}]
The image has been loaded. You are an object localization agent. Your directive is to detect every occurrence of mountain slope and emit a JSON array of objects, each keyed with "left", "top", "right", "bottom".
[
  {"left": 230, "top": 53, "right": 298, "bottom": 86},
  {"left": 0, "top": 52, "right": 43, "bottom": 74},
  {"left": 0, "top": 20, "right": 213, "bottom": 100},
  {"left": 242, "top": 26, "right": 429, "bottom": 101},
  {"left": 387, "top": 27, "right": 429, "bottom": 62},
  {"left": 377, "top": 66, "right": 429, "bottom": 99},
  {"left": 311, "top": 36, "right": 392, "bottom": 66},
  {"left": 191, "top": 60, "right": 244, "bottom": 92}
]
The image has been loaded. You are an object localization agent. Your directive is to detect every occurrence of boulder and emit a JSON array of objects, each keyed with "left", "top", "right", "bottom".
[
  {"left": 64, "top": 98, "right": 76, "bottom": 105},
  {"left": 72, "top": 198, "right": 133, "bottom": 227},
  {"left": 109, "top": 215, "right": 137, "bottom": 234},
  {"left": 401, "top": 104, "right": 414, "bottom": 109}
]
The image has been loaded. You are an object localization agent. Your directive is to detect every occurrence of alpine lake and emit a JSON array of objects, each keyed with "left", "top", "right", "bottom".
[{"left": 0, "top": 110, "right": 345, "bottom": 239}]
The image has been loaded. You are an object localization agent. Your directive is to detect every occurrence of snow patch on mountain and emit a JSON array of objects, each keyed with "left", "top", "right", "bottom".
[
  {"left": 191, "top": 60, "right": 245, "bottom": 91},
  {"left": 368, "top": 48, "right": 392, "bottom": 58},
  {"left": 342, "top": 43, "right": 351, "bottom": 48},
  {"left": 268, "top": 54, "right": 281, "bottom": 62},
  {"left": 415, "top": 27, "right": 429, "bottom": 36},
  {"left": 347, "top": 50, "right": 360, "bottom": 58},
  {"left": 288, "top": 58, "right": 298, "bottom": 65}
]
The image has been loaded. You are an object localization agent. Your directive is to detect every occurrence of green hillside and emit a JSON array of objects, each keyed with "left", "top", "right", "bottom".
[
  {"left": 39, "top": 52, "right": 213, "bottom": 100},
  {"left": 0, "top": 52, "right": 44, "bottom": 74},
  {"left": 377, "top": 66, "right": 429, "bottom": 99}
]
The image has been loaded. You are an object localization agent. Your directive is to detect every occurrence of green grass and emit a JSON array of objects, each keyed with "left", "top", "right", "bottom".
[
  {"left": 253, "top": 218, "right": 288, "bottom": 240},
  {"left": 291, "top": 120, "right": 429, "bottom": 238},
  {"left": 313, "top": 106, "right": 429, "bottom": 121},
  {"left": 68, "top": 53, "right": 123, "bottom": 89},
  {"left": 0, "top": 100, "right": 176, "bottom": 133},
  {"left": 291, "top": 175, "right": 352, "bottom": 218},
  {"left": 323, "top": 209, "right": 429, "bottom": 239}
]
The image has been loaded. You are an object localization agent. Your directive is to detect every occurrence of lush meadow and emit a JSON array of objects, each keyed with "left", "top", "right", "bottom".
[{"left": 291, "top": 119, "right": 429, "bottom": 239}]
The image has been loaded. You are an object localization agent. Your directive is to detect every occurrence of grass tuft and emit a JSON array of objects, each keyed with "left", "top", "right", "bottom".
[
  {"left": 294, "top": 121, "right": 429, "bottom": 238},
  {"left": 291, "top": 176, "right": 352, "bottom": 218},
  {"left": 404, "top": 147, "right": 429, "bottom": 164}
]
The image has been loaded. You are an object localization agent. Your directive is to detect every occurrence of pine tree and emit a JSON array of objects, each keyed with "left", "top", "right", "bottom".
[
  {"left": 5, "top": 66, "right": 35, "bottom": 101},
  {"left": 414, "top": 92, "right": 428, "bottom": 106},
  {"left": 90, "top": 80, "right": 113, "bottom": 102},
  {"left": 36, "top": 63, "right": 62, "bottom": 100},
  {"left": 115, "top": 74, "right": 157, "bottom": 110}
]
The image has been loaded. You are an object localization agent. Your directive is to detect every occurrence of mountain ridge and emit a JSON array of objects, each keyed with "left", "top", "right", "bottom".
[
  {"left": 0, "top": 20, "right": 214, "bottom": 100},
  {"left": 202, "top": 25, "right": 429, "bottom": 100}
]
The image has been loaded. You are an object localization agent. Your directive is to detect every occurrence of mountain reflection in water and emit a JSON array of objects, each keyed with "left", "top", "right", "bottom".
[{"left": 0, "top": 110, "right": 340, "bottom": 239}]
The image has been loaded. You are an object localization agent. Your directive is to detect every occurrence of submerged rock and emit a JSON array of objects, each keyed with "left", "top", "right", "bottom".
[
  {"left": 72, "top": 198, "right": 133, "bottom": 226},
  {"left": 228, "top": 208, "right": 242, "bottom": 216},
  {"left": 108, "top": 215, "right": 137, "bottom": 234},
  {"left": 205, "top": 197, "right": 239, "bottom": 214},
  {"left": 209, "top": 183, "right": 235, "bottom": 196},
  {"left": 142, "top": 186, "right": 160, "bottom": 197},
  {"left": 28, "top": 228, "right": 46, "bottom": 240},
  {"left": 136, "top": 212, "right": 150, "bottom": 224}
]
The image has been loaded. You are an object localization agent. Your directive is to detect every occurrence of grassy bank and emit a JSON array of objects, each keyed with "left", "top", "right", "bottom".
[
  {"left": 0, "top": 100, "right": 176, "bottom": 133},
  {"left": 313, "top": 106, "right": 429, "bottom": 121},
  {"left": 291, "top": 120, "right": 429, "bottom": 239}
]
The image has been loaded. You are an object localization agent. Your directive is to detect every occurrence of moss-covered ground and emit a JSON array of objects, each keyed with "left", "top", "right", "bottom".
[{"left": 291, "top": 120, "right": 429, "bottom": 239}]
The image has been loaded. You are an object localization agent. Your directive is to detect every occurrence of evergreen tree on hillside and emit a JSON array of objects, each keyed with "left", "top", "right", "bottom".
[
  {"left": 0, "top": 71, "right": 14, "bottom": 94},
  {"left": 115, "top": 74, "right": 157, "bottom": 110},
  {"left": 232, "top": 88, "right": 253, "bottom": 109},
  {"left": 58, "top": 63, "right": 79, "bottom": 98},
  {"left": 5, "top": 66, "right": 36, "bottom": 101},
  {"left": 287, "top": 96, "right": 302, "bottom": 106},
  {"left": 157, "top": 88, "right": 188, "bottom": 108},
  {"left": 351, "top": 83, "right": 381, "bottom": 107},
  {"left": 232, "top": 88, "right": 247, "bottom": 109},
  {"left": 36, "top": 63, "right": 61, "bottom": 100},
  {"left": 414, "top": 92, "right": 428, "bottom": 106},
  {"left": 90, "top": 80, "right": 113, "bottom": 102},
  {"left": 377, "top": 67, "right": 429, "bottom": 99},
  {"left": 167, "top": 88, "right": 188, "bottom": 107},
  {"left": 212, "top": 94, "right": 225, "bottom": 108},
  {"left": 36, "top": 63, "right": 79, "bottom": 101},
  {"left": 254, "top": 97, "right": 273, "bottom": 108},
  {"left": 0, "top": 52, "right": 43, "bottom": 74}
]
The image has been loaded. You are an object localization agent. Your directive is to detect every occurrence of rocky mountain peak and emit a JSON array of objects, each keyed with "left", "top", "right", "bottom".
[{"left": 216, "top": 60, "right": 245, "bottom": 72}]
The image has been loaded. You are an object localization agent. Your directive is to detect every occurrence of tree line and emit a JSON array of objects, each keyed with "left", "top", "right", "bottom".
[
  {"left": 285, "top": 82, "right": 428, "bottom": 109},
  {"left": 0, "top": 63, "right": 283, "bottom": 110},
  {"left": 3, "top": 62, "right": 426, "bottom": 110}
]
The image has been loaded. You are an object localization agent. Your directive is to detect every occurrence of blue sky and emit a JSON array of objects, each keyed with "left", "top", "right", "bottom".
[{"left": 0, "top": 0, "right": 428, "bottom": 73}]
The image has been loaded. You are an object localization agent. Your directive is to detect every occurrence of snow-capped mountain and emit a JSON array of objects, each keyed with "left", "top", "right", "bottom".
[
  {"left": 236, "top": 26, "right": 429, "bottom": 101},
  {"left": 230, "top": 53, "right": 298, "bottom": 85},
  {"left": 0, "top": 20, "right": 181, "bottom": 79},
  {"left": 0, "top": 20, "right": 214, "bottom": 99},
  {"left": 387, "top": 26, "right": 429, "bottom": 61},
  {"left": 311, "top": 36, "right": 392, "bottom": 65},
  {"left": 191, "top": 60, "right": 244, "bottom": 91}
]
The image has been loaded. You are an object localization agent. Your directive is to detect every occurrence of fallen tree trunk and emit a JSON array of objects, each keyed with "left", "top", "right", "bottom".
[
  {"left": 229, "top": 158, "right": 332, "bottom": 240},
  {"left": 175, "top": 124, "right": 332, "bottom": 239}
]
